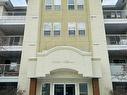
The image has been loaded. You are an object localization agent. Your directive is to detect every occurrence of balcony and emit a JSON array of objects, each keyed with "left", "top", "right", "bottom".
[
  {"left": 0, "top": 64, "right": 20, "bottom": 77},
  {"left": 106, "top": 34, "right": 127, "bottom": 50},
  {"left": 110, "top": 63, "right": 127, "bottom": 82},
  {"left": 0, "top": 11, "right": 26, "bottom": 25},
  {"left": 103, "top": 10, "right": 127, "bottom": 24},
  {"left": 0, "top": 36, "right": 23, "bottom": 51}
]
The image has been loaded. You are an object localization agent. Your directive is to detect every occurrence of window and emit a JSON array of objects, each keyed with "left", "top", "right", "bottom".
[
  {"left": 42, "top": 83, "right": 50, "bottom": 95},
  {"left": 79, "top": 83, "right": 88, "bottom": 95},
  {"left": 77, "top": 0, "right": 84, "bottom": 10},
  {"left": 68, "top": 0, "right": 75, "bottom": 10},
  {"left": 54, "top": 84, "right": 64, "bottom": 95},
  {"left": 54, "top": 0, "right": 61, "bottom": 10},
  {"left": 45, "top": 0, "right": 52, "bottom": 10},
  {"left": 77, "top": 23, "right": 85, "bottom": 36},
  {"left": 53, "top": 23, "right": 61, "bottom": 36},
  {"left": 68, "top": 23, "right": 76, "bottom": 36},
  {"left": 44, "top": 23, "right": 52, "bottom": 36},
  {"left": 54, "top": 84, "right": 75, "bottom": 95}
]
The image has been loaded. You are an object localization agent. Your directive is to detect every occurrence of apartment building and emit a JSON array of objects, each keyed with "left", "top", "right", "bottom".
[
  {"left": 0, "top": 0, "right": 26, "bottom": 94},
  {"left": 0, "top": 0, "right": 126, "bottom": 95},
  {"left": 103, "top": 0, "right": 127, "bottom": 94},
  {"left": 18, "top": 0, "right": 112, "bottom": 95}
]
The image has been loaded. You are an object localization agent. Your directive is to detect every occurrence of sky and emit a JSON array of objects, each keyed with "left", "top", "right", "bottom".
[
  {"left": 10, "top": 0, "right": 27, "bottom": 6},
  {"left": 102, "top": 0, "right": 118, "bottom": 5},
  {"left": 10, "top": 0, "right": 118, "bottom": 6}
]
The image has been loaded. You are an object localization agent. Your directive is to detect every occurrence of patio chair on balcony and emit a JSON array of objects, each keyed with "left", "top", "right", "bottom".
[
  {"left": 111, "top": 12, "right": 116, "bottom": 18},
  {"left": 116, "top": 12, "right": 122, "bottom": 18}
]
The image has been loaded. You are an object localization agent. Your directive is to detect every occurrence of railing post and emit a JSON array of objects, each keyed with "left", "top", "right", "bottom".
[{"left": 3, "top": 64, "right": 5, "bottom": 76}]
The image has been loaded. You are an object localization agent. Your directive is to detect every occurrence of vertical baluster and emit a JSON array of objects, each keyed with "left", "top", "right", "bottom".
[{"left": 3, "top": 64, "right": 5, "bottom": 76}]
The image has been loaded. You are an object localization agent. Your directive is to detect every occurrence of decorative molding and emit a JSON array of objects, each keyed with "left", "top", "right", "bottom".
[
  {"left": 29, "top": 57, "right": 37, "bottom": 61},
  {"left": 37, "top": 46, "right": 91, "bottom": 56},
  {"left": 92, "top": 58, "right": 101, "bottom": 61}
]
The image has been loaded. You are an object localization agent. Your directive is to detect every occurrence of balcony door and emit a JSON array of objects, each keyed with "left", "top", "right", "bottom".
[{"left": 54, "top": 84, "right": 75, "bottom": 95}]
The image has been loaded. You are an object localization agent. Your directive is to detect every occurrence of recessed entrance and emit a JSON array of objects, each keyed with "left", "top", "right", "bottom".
[
  {"left": 42, "top": 83, "right": 88, "bottom": 95},
  {"left": 54, "top": 84, "right": 75, "bottom": 95}
]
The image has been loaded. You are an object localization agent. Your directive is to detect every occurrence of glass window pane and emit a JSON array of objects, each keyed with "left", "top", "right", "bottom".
[
  {"left": 68, "top": 0, "right": 74, "bottom": 4},
  {"left": 77, "top": 5, "right": 84, "bottom": 10},
  {"left": 54, "top": 84, "right": 64, "bottom": 95},
  {"left": 79, "top": 83, "right": 88, "bottom": 95},
  {"left": 44, "top": 23, "right": 52, "bottom": 36},
  {"left": 68, "top": 23, "right": 76, "bottom": 30},
  {"left": 54, "top": 23, "right": 61, "bottom": 30},
  {"left": 45, "top": 0, "right": 52, "bottom": 5},
  {"left": 44, "top": 23, "right": 52, "bottom": 31},
  {"left": 68, "top": 5, "right": 75, "bottom": 10},
  {"left": 54, "top": 0, "right": 61, "bottom": 5},
  {"left": 54, "top": 5, "right": 61, "bottom": 10},
  {"left": 79, "top": 30, "right": 85, "bottom": 35},
  {"left": 68, "top": 23, "right": 76, "bottom": 36},
  {"left": 77, "top": 0, "right": 84, "bottom": 5},
  {"left": 68, "top": 23, "right": 76, "bottom": 35},
  {"left": 66, "top": 84, "right": 75, "bottom": 95},
  {"left": 42, "top": 83, "right": 50, "bottom": 95},
  {"left": 77, "top": 23, "right": 85, "bottom": 30}
]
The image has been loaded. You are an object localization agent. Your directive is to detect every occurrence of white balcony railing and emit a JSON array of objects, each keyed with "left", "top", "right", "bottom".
[
  {"left": 106, "top": 35, "right": 127, "bottom": 45},
  {"left": 0, "top": 64, "right": 20, "bottom": 77},
  {"left": 0, "top": 11, "right": 26, "bottom": 24},
  {"left": 110, "top": 64, "right": 127, "bottom": 76},
  {"left": 103, "top": 10, "right": 127, "bottom": 19},
  {"left": 0, "top": 36, "right": 23, "bottom": 46}
]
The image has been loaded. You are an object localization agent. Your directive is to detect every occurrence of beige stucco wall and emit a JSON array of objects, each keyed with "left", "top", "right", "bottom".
[
  {"left": 88, "top": 0, "right": 113, "bottom": 95},
  {"left": 39, "top": 0, "right": 90, "bottom": 52}
]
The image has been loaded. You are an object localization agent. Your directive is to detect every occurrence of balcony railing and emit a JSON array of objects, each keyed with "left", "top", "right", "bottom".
[
  {"left": 0, "top": 64, "right": 20, "bottom": 77},
  {"left": 110, "top": 64, "right": 127, "bottom": 76},
  {"left": 0, "top": 36, "right": 23, "bottom": 46},
  {"left": 2, "top": 11, "right": 26, "bottom": 16},
  {"left": 106, "top": 35, "right": 127, "bottom": 45},
  {"left": 0, "top": 11, "right": 26, "bottom": 24},
  {"left": 103, "top": 10, "right": 127, "bottom": 19}
]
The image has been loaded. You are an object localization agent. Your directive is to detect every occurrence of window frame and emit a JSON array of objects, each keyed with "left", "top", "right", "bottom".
[
  {"left": 77, "top": 23, "right": 86, "bottom": 36},
  {"left": 53, "top": 23, "right": 61, "bottom": 36},
  {"left": 54, "top": 0, "right": 61, "bottom": 10},
  {"left": 67, "top": 0, "right": 75, "bottom": 10},
  {"left": 68, "top": 23, "right": 76, "bottom": 36},
  {"left": 76, "top": 0, "right": 84, "bottom": 10},
  {"left": 79, "top": 83, "right": 88, "bottom": 95},
  {"left": 43, "top": 23, "right": 52, "bottom": 36},
  {"left": 45, "top": 0, "right": 53, "bottom": 10}
]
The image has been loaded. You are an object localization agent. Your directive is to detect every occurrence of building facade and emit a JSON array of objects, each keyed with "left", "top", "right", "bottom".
[
  {"left": 0, "top": 0, "right": 26, "bottom": 94},
  {"left": 0, "top": 0, "right": 127, "bottom": 95}
]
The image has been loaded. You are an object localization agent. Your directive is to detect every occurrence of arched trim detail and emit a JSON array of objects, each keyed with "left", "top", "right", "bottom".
[{"left": 38, "top": 46, "right": 91, "bottom": 56}]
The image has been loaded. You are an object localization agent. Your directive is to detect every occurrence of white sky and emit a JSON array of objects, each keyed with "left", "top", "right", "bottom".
[
  {"left": 10, "top": 0, "right": 27, "bottom": 6},
  {"left": 10, "top": 0, "right": 118, "bottom": 6},
  {"left": 102, "top": 0, "right": 118, "bottom": 5}
]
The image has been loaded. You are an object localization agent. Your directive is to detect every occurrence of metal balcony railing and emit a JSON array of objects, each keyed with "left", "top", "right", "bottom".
[
  {"left": 106, "top": 35, "right": 127, "bottom": 45},
  {"left": 2, "top": 11, "right": 26, "bottom": 16},
  {"left": 0, "top": 36, "right": 23, "bottom": 46},
  {"left": 103, "top": 10, "right": 127, "bottom": 19},
  {"left": 110, "top": 63, "right": 127, "bottom": 76},
  {"left": 0, "top": 64, "right": 20, "bottom": 77},
  {"left": 0, "top": 11, "right": 26, "bottom": 24}
]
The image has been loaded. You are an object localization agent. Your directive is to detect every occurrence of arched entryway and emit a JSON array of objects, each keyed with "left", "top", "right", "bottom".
[{"left": 29, "top": 68, "right": 100, "bottom": 95}]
